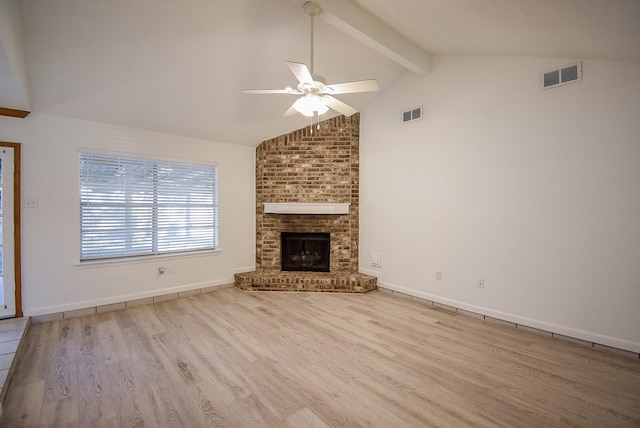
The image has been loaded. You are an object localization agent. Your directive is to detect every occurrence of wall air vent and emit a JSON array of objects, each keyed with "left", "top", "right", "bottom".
[
  {"left": 542, "top": 62, "right": 582, "bottom": 89},
  {"left": 402, "top": 107, "right": 422, "bottom": 123}
]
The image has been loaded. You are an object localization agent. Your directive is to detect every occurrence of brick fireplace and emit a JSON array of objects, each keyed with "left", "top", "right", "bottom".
[{"left": 234, "top": 114, "right": 377, "bottom": 292}]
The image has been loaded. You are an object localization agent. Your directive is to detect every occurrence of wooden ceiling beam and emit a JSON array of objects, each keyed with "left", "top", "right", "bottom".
[{"left": 315, "top": 0, "right": 431, "bottom": 76}]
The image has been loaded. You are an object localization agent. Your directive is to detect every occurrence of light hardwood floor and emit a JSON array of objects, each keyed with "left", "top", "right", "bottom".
[{"left": 2, "top": 287, "right": 639, "bottom": 427}]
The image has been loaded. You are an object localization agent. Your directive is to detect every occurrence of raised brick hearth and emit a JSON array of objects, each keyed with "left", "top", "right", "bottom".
[
  {"left": 235, "top": 271, "right": 376, "bottom": 292},
  {"left": 234, "top": 114, "right": 377, "bottom": 293}
]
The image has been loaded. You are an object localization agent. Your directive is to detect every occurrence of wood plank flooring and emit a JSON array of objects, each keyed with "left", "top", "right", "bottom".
[{"left": 2, "top": 287, "right": 639, "bottom": 427}]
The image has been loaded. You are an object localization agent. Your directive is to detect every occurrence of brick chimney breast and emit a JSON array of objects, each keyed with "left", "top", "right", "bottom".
[
  {"left": 236, "top": 114, "right": 375, "bottom": 293},
  {"left": 256, "top": 114, "right": 360, "bottom": 273}
]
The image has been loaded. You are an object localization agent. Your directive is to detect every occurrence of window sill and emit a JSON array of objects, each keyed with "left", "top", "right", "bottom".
[{"left": 74, "top": 248, "right": 222, "bottom": 269}]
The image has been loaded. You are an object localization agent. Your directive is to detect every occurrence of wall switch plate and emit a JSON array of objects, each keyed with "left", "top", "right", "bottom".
[
  {"left": 478, "top": 279, "right": 485, "bottom": 288},
  {"left": 436, "top": 271, "right": 443, "bottom": 280}
]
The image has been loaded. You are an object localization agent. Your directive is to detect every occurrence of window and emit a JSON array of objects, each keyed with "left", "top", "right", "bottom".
[{"left": 79, "top": 152, "right": 218, "bottom": 261}]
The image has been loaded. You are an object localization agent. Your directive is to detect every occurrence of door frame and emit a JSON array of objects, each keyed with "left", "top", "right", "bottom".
[{"left": 0, "top": 142, "right": 21, "bottom": 317}]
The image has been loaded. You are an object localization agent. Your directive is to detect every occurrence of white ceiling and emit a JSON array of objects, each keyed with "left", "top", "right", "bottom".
[{"left": 1, "top": 0, "right": 639, "bottom": 146}]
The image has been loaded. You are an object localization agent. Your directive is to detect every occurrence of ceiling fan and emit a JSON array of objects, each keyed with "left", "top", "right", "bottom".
[{"left": 242, "top": 1, "right": 379, "bottom": 119}]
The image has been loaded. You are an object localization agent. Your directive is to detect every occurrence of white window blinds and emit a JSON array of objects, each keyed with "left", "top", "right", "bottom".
[{"left": 79, "top": 152, "right": 218, "bottom": 261}]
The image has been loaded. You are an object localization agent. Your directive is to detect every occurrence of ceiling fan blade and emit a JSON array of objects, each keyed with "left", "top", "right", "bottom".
[
  {"left": 324, "top": 79, "right": 380, "bottom": 94},
  {"left": 242, "top": 89, "right": 302, "bottom": 94},
  {"left": 286, "top": 61, "right": 314, "bottom": 85},
  {"left": 283, "top": 102, "right": 299, "bottom": 117},
  {"left": 324, "top": 96, "right": 358, "bottom": 117}
]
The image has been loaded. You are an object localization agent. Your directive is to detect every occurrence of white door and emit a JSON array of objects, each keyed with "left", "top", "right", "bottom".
[{"left": 0, "top": 147, "right": 15, "bottom": 318}]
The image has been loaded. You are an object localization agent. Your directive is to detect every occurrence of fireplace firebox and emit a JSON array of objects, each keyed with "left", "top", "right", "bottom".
[{"left": 281, "top": 232, "right": 330, "bottom": 272}]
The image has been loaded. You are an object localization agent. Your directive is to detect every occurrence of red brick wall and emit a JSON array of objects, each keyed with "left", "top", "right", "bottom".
[{"left": 255, "top": 114, "right": 360, "bottom": 273}]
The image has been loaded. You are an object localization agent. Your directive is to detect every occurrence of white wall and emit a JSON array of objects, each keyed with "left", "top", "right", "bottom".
[
  {"left": 0, "top": 0, "right": 30, "bottom": 109},
  {"left": 359, "top": 56, "right": 640, "bottom": 352},
  {"left": 0, "top": 113, "right": 255, "bottom": 316}
]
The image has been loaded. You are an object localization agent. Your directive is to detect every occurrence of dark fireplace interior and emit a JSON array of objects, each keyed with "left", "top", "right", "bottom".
[{"left": 281, "top": 232, "right": 330, "bottom": 272}]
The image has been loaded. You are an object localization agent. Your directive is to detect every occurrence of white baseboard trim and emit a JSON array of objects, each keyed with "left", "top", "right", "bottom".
[
  {"left": 359, "top": 268, "right": 380, "bottom": 277},
  {"left": 230, "top": 266, "right": 256, "bottom": 275},
  {"left": 375, "top": 279, "right": 640, "bottom": 356},
  {"left": 22, "top": 268, "right": 639, "bottom": 356},
  {"left": 24, "top": 277, "right": 235, "bottom": 317}
]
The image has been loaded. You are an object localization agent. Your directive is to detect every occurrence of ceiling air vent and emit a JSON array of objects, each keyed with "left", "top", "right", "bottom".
[
  {"left": 542, "top": 62, "right": 582, "bottom": 89},
  {"left": 402, "top": 107, "right": 422, "bottom": 123}
]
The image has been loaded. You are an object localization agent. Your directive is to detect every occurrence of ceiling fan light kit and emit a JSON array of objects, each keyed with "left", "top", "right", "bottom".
[
  {"left": 241, "top": 1, "right": 379, "bottom": 123},
  {"left": 294, "top": 94, "right": 330, "bottom": 117}
]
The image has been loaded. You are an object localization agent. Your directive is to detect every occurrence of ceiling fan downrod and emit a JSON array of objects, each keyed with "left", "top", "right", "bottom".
[
  {"left": 304, "top": 1, "right": 323, "bottom": 133},
  {"left": 304, "top": 2, "right": 322, "bottom": 76}
]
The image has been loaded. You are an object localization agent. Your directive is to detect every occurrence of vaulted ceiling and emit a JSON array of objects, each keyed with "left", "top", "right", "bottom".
[{"left": 1, "top": 0, "right": 639, "bottom": 145}]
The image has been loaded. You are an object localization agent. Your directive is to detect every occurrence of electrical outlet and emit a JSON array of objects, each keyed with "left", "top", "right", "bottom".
[
  {"left": 370, "top": 252, "right": 382, "bottom": 268},
  {"left": 158, "top": 266, "right": 165, "bottom": 275},
  {"left": 24, "top": 198, "right": 39, "bottom": 208},
  {"left": 478, "top": 279, "right": 485, "bottom": 288}
]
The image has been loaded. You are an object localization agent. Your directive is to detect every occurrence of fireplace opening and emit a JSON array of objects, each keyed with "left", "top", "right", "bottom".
[{"left": 281, "top": 232, "right": 330, "bottom": 272}]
